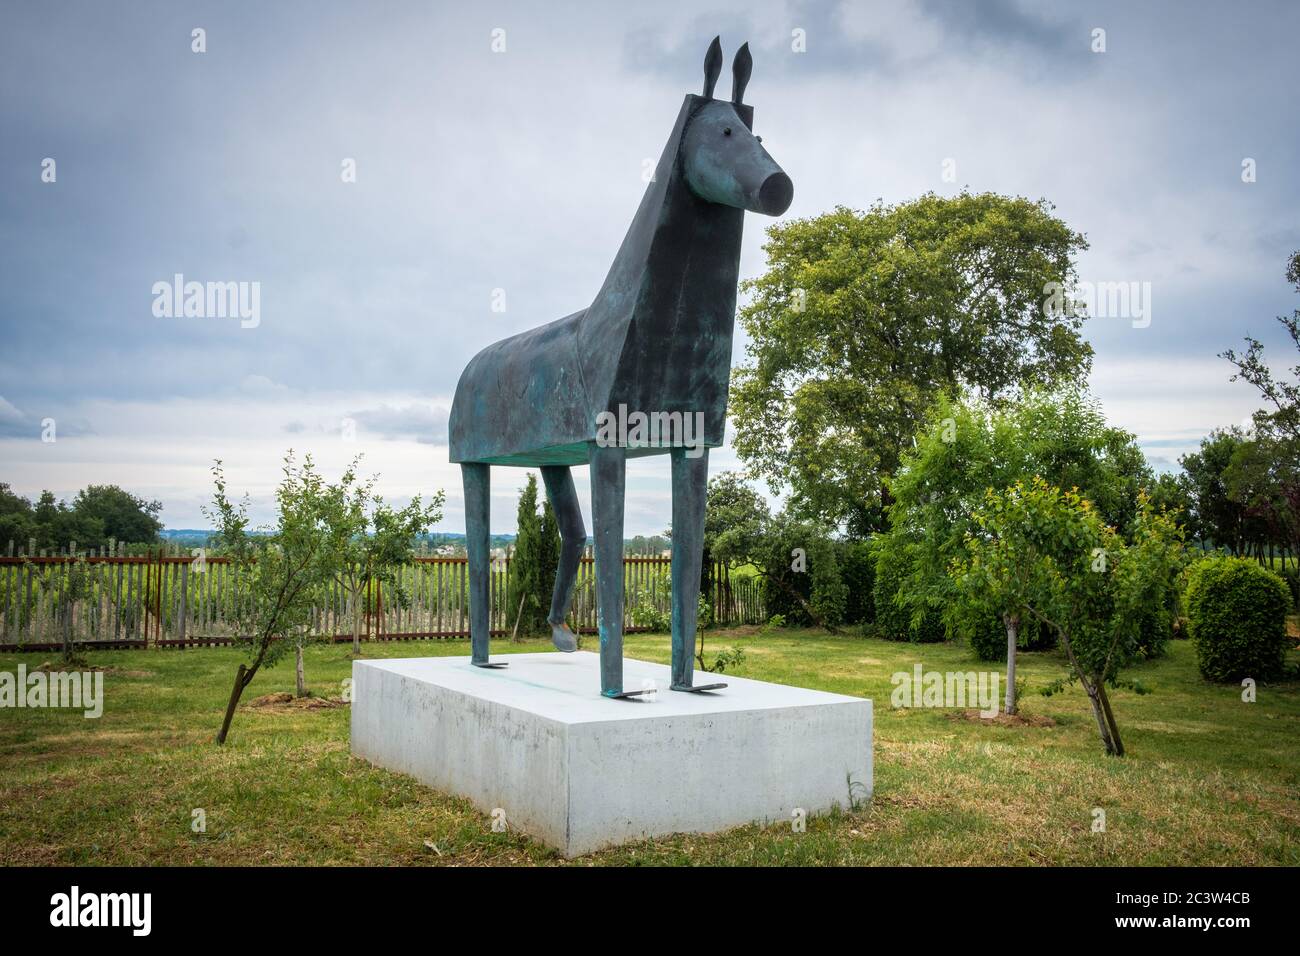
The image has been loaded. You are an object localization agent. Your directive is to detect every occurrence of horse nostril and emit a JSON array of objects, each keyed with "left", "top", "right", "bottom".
[
  {"left": 723, "top": 127, "right": 732, "bottom": 136},
  {"left": 758, "top": 171, "right": 794, "bottom": 216}
]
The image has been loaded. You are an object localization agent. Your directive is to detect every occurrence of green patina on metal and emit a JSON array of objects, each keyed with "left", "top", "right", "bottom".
[{"left": 448, "top": 37, "right": 793, "bottom": 697}]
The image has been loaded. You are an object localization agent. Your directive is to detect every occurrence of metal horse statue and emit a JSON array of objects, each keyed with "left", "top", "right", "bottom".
[{"left": 449, "top": 38, "right": 793, "bottom": 698}]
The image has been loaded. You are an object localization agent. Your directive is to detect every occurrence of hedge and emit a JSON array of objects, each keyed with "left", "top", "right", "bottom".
[{"left": 1185, "top": 555, "right": 1291, "bottom": 682}]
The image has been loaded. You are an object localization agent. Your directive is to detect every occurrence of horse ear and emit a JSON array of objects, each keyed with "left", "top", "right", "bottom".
[
  {"left": 702, "top": 36, "right": 723, "bottom": 97},
  {"left": 731, "top": 42, "right": 752, "bottom": 104}
]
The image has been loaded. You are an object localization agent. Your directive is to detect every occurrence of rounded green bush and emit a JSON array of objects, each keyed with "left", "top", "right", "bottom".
[{"left": 1185, "top": 556, "right": 1291, "bottom": 683}]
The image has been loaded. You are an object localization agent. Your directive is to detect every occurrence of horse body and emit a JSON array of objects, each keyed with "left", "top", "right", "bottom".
[{"left": 448, "top": 38, "right": 792, "bottom": 696}]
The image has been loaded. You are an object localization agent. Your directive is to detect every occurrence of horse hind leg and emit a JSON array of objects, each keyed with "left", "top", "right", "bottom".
[{"left": 540, "top": 465, "right": 584, "bottom": 652}]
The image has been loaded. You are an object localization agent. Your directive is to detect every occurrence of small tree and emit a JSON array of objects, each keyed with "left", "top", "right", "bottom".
[
  {"left": 538, "top": 498, "right": 561, "bottom": 624},
  {"left": 320, "top": 459, "right": 442, "bottom": 659},
  {"left": 881, "top": 389, "right": 1157, "bottom": 712},
  {"left": 207, "top": 453, "right": 336, "bottom": 744},
  {"left": 507, "top": 474, "right": 551, "bottom": 637},
  {"left": 952, "top": 479, "right": 1185, "bottom": 754}
]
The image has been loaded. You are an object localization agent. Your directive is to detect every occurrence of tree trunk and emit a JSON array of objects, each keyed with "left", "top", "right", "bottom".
[
  {"left": 1097, "top": 682, "right": 1125, "bottom": 757},
  {"left": 295, "top": 644, "right": 306, "bottom": 698},
  {"left": 351, "top": 582, "right": 362, "bottom": 656},
  {"left": 1084, "top": 685, "right": 1117, "bottom": 755},
  {"left": 1003, "top": 614, "right": 1018, "bottom": 716},
  {"left": 217, "top": 663, "right": 249, "bottom": 744}
]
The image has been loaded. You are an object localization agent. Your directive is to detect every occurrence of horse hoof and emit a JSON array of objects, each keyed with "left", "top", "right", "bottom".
[{"left": 551, "top": 622, "right": 578, "bottom": 652}]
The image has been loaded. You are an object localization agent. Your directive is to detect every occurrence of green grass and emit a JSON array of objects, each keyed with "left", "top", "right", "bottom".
[{"left": 1, "top": 627, "right": 1297, "bottom": 865}]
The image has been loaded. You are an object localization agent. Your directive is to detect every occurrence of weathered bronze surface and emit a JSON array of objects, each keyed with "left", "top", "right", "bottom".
[{"left": 448, "top": 38, "right": 792, "bottom": 697}]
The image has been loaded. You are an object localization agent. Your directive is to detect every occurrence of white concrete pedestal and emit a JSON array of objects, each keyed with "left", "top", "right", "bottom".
[{"left": 350, "top": 651, "right": 872, "bottom": 857}]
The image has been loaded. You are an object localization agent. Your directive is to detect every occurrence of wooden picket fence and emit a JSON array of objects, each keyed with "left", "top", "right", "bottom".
[{"left": 0, "top": 542, "right": 765, "bottom": 651}]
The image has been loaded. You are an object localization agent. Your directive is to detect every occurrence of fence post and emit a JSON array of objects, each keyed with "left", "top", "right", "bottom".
[{"left": 178, "top": 560, "right": 188, "bottom": 646}]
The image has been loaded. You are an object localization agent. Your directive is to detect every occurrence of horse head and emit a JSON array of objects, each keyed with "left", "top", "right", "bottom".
[{"left": 681, "top": 38, "right": 793, "bottom": 217}]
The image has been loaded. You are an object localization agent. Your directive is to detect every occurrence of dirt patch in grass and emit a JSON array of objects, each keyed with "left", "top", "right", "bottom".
[
  {"left": 946, "top": 709, "right": 1057, "bottom": 728},
  {"left": 246, "top": 692, "right": 348, "bottom": 711}
]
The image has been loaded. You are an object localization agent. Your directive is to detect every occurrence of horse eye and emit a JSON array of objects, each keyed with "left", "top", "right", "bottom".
[{"left": 723, "top": 127, "right": 732, "bottom": 136}]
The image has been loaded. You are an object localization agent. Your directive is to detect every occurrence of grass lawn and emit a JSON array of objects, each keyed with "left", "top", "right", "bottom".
[{"left": 1, "top": 628, "right": 1297, "bottom": 866}]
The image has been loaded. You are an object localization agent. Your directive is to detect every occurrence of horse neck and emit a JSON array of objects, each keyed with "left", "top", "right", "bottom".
[{"left": 577, "top": 96, "right": 745, "bottom": 412}]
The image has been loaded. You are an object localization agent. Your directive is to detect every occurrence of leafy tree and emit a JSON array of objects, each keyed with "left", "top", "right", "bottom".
[
  {"left": 702, "top": 473, "right": 845, "bottom": 630},
  {"left": 207, "top": 453, "right": 336, "bottom": 743},
  {"left": 71, "top": 485, "right": 163, "bottom": 545},
  {"left": 877, "top": 389, "right": 1156, "bottom": 711},
  {"left": 1179, "top": 429, "right": 1258, "bottom": 554},
  {"left": 0, "top": 483, "right": 37, "bottom": 546},
  {"left": 1219, "top": 250, "right": 1300, "bottom": 576},
  {"left": 0, "top": 482, "right": 161, "bottom": 551},
  {"left": 952, "top": 479, "right": 1186, "bottom": 754},
  {"left": 538, "top": 498, "right": 561, "bottom": 623},
  {"left": 1224, "top": 434, "right": 1300, "bottom": 587},
  {"left": 731, "top": 193, "right": 1092, "bottom": 534},
  {"left": 320, "top": 459, "right": 443, "bottom": 659},
  {"left": 506, "top": 474, "right": 557, "bottom": 637},
  {"left": 1222, "top": 250, "right": 1300, "bottom": 444},
  {"left": 1148, "top": 472, "right": 1195, "bottom": 538}
]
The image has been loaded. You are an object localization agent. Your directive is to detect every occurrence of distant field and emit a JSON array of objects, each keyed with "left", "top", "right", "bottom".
[{"left": 1, "top": 627, "right": 1296, "bottom": 865}]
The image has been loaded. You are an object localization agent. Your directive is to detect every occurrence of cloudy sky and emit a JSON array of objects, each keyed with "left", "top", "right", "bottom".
[{"left": 1, "top": 0, "right": 1297, "bottom": 536}]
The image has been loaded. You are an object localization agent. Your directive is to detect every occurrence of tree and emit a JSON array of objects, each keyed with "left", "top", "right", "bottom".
[
  {"left": 71, "top": 485, "right": 163, "bottom": 545},
  {"left": 207, "top": 453, "right": 336, "bottom": 743},
  {"left": 878, "top": 388, "right": 1156, "bottom": 712},
  {"left": 952, "top": 479, "right": 1186, "bottom": 754},
  {"left": 507, "top": 474, "right": 553, "bottom": 637},
  {"left": 320, "top": 460, "right": 442, "bottom": 659},
  {"left": 0, "top": 483, "right": 37, "bottom": 546},
  {"left": 730, "top": 193, "right": 1093, "bottom": 534},
  {"left": 1221, "top": 250, "right": 1300, "bottom": 445},
  {"left": 1179, "top": 429, "right": 1258, "bottom": 554},
  {"left": 538, "top": 499, "right": 561, "bottom": 625},
  {"left": 1219, "top": 250, "right": 1300, "bottom": 577},
  {"left": 0, "top": 482, "right": 162, "bottom": 551},
  {"left": 702, "top": 472, "right": 845, "bottom": 631},
  {"left": 1224, "top": 434, "right": 1300, "bottom": 584}
]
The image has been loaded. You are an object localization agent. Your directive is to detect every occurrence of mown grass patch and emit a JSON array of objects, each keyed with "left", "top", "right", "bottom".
[{"left": 1, "top": 628, "right": 1296, "bottom": 865}]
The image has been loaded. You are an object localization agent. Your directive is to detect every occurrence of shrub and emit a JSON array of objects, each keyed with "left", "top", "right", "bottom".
[
  {"left": 757, "top": 519, "right": 847, "bottom": 628},
  {"left": 872, "top": 544, "right": 944, "bottom": 642},
  {"left": 837, "top": 539, "right": 875, "bottom": 626},
  {"left": 1133, "top": 604, "right": 1173, "bottom": 659},
  {"left": 628, "top": 587, "right": 670, "bottom": 632},
  {"left": 1185, "top": 556, "right": 1291, "bottom": 682}
]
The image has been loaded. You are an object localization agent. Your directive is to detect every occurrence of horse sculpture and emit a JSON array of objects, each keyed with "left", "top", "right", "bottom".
[{"left": 449, "top": 37, "right": 793, "bottom": 698}]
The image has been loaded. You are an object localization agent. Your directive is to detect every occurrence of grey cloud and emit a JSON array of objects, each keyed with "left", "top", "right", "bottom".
[{"left": 347, "top": 403, "right": 449, "bottom": 444}]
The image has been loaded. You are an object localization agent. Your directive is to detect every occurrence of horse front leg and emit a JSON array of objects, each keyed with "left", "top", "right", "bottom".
[
  {"left": 462, "top": 462, "right": 505, "bottom": 668},
  {"left": 590, "top": 444, "right": 646, "bottom": 698},
  {"left": 670, "top": 447, "right": 724, "bottom": 693}
]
